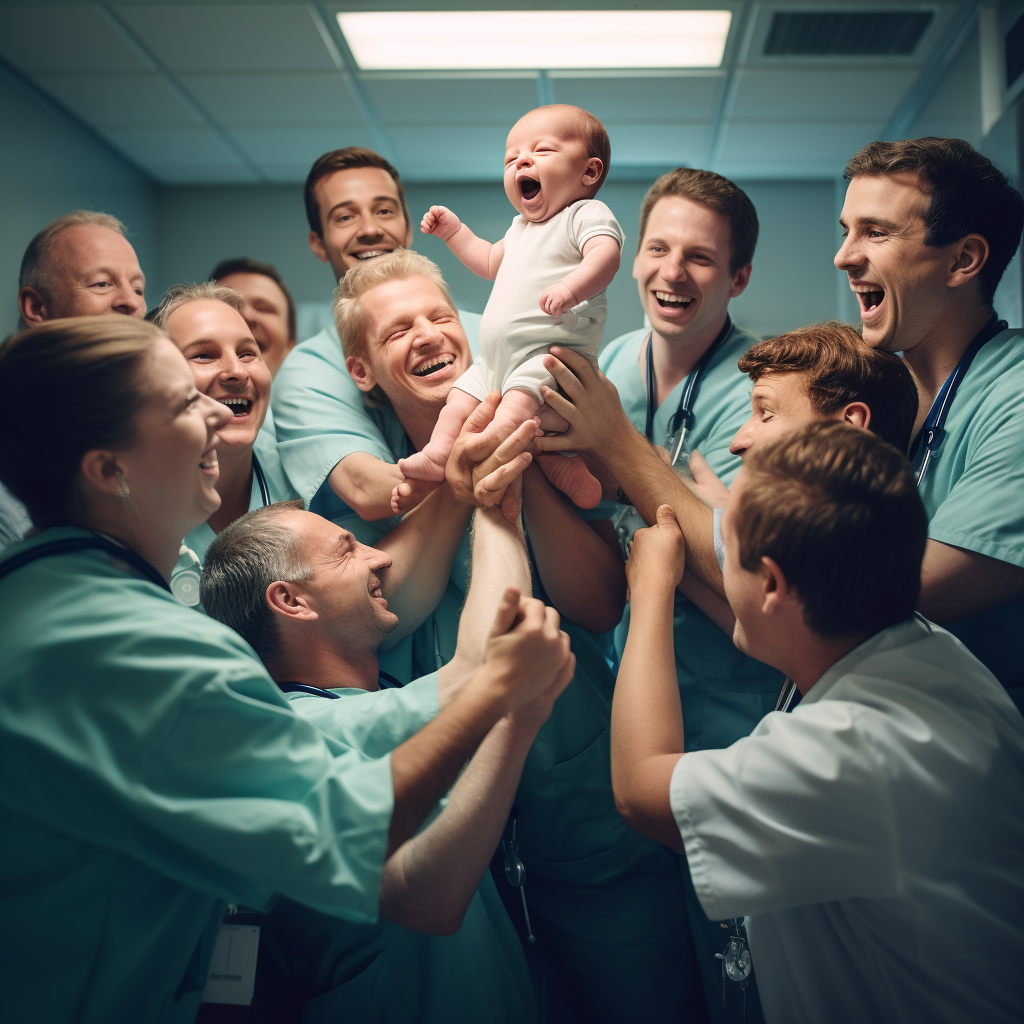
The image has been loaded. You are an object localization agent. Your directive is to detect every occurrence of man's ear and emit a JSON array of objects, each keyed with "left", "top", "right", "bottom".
[
  {"left": 346, "top": 355, "right": 377, "bottom": 394},
  {"left": 759, "top": 555, "right": 794, "bottom": 616},
  {"left": 79, "top": 450, "right": 124, "bottom": 497},
  {"left": 308, "top": 230, "right": 329, "bottom": 265},
  {"left": 18, "top": 286, "right": 49, "bottom": 325},
  {"left": 582, "top": 157, "right": 603, "bottom": 190},
  {"left": 840, "top": 401, "right": 871, "bottom": 430},
  {"left": 947, "top": 234, "right": 989, "bottom": 291},
  {"left": 729, "top": 263, "right": 752, "bottom": 299},
  {"left": 266, "top": 581, "right": 318, "bottom": 622}
]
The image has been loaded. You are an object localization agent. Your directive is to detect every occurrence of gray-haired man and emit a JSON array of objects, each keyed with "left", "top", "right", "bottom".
[{"left": 201, "top": 468, "right": 568, "bottom": 1021}]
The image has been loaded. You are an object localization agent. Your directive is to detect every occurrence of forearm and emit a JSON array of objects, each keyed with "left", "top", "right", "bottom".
[
  {"left": 558, "top": 236, "right": 620, "bottom": 304},
  {"left": 678, "top": 570, "right": 736, "bottom": 635},
  {"left": 441, "top": 507, "right": 531, "bottom": 697},
  {"left": 523, "top": 465, "right": 625, "bottom": 632},
  {"left": 446, "top": 223, "right": 501, "bottom": 280},
  {"left": 376, "top": 484, "right": 472, "bottom": 649},
  {"left": 387, "top": 669, "right": 508, "bottom": 855},
  {"left": 609, "top": 430, "right": 724, "bottom": 596},
  {"left": 380, "top": 713, "right": 538, "bottom": 933},
  {"left": 611, "top": 580, "right": 685, "bottom": 851},
  {"left": 330, "top": 453, "right": 405, "bottom": 521},
  {"left": 918, "top": 538, "right": 1024, "bottom": 623}
]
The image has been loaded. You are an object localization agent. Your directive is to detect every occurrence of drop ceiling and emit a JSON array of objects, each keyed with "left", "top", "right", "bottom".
[{"left": 0, "top": 2, "right": 978, "bottom": 185}]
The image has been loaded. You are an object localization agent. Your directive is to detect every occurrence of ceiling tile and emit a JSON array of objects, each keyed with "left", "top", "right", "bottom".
[
  {"left": 718, "top": 121, "right": 880, "bottom": 172},
  {"left": 114, "top": 4, "right": 336, "bottom": 73},
  {"left": 102, "top": 126, "right": 258, "bottom": 183},
  {"left": 553, "top": 76, "right": 720, "bottom": 123},
  {"left": 34, "top": 74, "right": 201, "bottom": 129},
  {"left": 0, "top": 6, "right": 150, "bottom": 73},
  {"left": 182, "top": 73, "right": 364, "bottom": 127},
  {"left": 365, "top": 78, "right": 538, "bottom": 126},
  {"left": 730, "top": 69, "right": 917, "bottom": 122}
]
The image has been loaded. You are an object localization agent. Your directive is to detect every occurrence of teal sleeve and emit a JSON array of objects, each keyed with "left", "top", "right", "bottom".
[
  {"left": 289, "top": 674, "right": 441, "bottom": 758},
  {"left": 272, "top": 329, "right": 395, "bottom": 508},
  {"left": 1, "top": 584, "right": 394, "bottom": 923},
  {"left": 926, "top": 394, "right": 1024, "bottom": 568}
]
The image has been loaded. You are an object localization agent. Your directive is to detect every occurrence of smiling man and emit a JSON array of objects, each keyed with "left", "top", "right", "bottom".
[
  {"left": 272, "top": 147, "right": 483, "bottom": 524},
  {"left": 18, "top": 210, "right": 146, "bottom": 325},
  {"left": 577, "top": 167, "right": 780, "bottom": 1024},
  {"left": 836, "top": 138, "right": 1024, "bottom": 702}
]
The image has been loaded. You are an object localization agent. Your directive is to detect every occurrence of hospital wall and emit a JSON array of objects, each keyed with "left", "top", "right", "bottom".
[
  {"left": 0, "top": 63, "right": 157, "bottom": 335},
  {"left": 152, "top": 177, "right": 840, "bottom": 343}
]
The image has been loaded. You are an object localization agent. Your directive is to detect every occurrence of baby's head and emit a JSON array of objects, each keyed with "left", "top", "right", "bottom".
[{"left": 504, "top": 105, "right": 610, "bottom": 223}]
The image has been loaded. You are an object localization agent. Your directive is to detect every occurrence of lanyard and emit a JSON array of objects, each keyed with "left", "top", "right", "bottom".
[
  {"left": 645, "top": 317, "right": 732, "bottom": 465},
  {"left": 911, "top": 314, "right": 1006, "bottom": 487},
  {"left": 252, "top": 453, "right": 270, "bottom": 507},
  {"left": 276, "top": 672, "right": 404, "bottom": 699},
  {"left": 0, "top": 532, "right": 171, "bottom": 592}
]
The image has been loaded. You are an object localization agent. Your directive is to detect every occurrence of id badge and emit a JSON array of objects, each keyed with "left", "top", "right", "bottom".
[{"left": 201, "top": 912, "right": 260, "bottom": 1006}]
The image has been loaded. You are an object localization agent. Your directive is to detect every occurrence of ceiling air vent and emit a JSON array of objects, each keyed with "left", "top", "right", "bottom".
[{"left": 764, "top": 10, "right": 933, "bottom": 56}]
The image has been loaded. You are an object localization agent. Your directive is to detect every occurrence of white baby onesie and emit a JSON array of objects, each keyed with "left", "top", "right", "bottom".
[{"left": 454, "top": 198, "right": 624, "bottom": 403}]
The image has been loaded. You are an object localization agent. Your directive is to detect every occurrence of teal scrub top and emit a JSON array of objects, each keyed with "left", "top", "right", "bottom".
[
  {"left": 263, "top": 681, "right": 536, "bottom": 1024},
  {"left": 913, "top": 326, "right": 1024, "bottom": 687},
  {"left": 271, "top": 318, "right": 480, "bottom": 682},
  {"left": 0, "top": 530, "right": 394, "bottom": 1024},
  {"left": 600, "top": 324, "right": 784, "bottom": 752}
]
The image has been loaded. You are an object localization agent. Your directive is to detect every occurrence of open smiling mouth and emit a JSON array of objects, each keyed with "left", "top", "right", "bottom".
[
  {"left": 855, "top": 288, "right": 885, "bottom": 313},
  {"left": 412, "top": 356, "right": 454, "bottom": 377},
  {"left": 219, "top": 397, "right": 253, "bottom": 416},
  {"left": 654, "top": 291, "right": 693, "bottom": 309},
  {"left": 519, "top": 178, "right": 541, "bottom": 200},
  {"left": 354, "top": 249, "right": 392, "bottom": 261}
]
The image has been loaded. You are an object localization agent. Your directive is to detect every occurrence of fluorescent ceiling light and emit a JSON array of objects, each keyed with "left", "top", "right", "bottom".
[{"left": 336, "top": 10, "right": 732, "bottom": 70}]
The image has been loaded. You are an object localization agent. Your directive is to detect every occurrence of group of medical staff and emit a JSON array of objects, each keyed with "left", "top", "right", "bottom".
[{"left": 1, "top": 128, "right": 1023, "bottom": 1024}]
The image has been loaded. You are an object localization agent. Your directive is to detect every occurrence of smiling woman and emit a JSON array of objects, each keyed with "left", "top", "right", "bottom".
[{"left": 149, "top": 283, "right": 298, "bottom": 596}]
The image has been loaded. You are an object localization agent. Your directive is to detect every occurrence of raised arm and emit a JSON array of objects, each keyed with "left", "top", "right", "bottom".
[
  {"left": 373, "top": 481, "right": 473, "bottom": 650},
  {"left": 381, "top": 655, "right": 571, "bottom": 933},
  {"left": 611, "top": 506, "right": 689, "bottom": 852},
  {"left": 387, "top": 588, "right": 572, "bottom": 855},
  {"left": 537, "top": 347, "right": 726, "bottom": 597},
  {"left": 422, "top": 205, "right": 505, "bottom": 280},
  {"left": 522, "top": 464, "right": 626, "bottom": 633}
]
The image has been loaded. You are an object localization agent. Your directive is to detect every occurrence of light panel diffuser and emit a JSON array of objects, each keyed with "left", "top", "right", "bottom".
[{"left": 336, "top": 10, "right": 732, "bottom": 70}]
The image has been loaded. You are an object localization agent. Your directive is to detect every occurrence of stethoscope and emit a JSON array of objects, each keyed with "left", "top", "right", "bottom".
[
  {"left": 277, "top": 672, "right": 404, "bottom": 699},
  {"left": 643, "top": 315, "right": 733, "bottom": 466},
  {"left": 911, "top": 314, "right": 1006, "bottom": 487},
  {"left": 0, "top": 532, "right": 171, "bottom": 591}
]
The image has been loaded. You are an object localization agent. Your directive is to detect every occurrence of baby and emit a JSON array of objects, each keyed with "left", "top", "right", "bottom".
[{"left": 395, "top": 104, "right": 623, "bottom": 512}]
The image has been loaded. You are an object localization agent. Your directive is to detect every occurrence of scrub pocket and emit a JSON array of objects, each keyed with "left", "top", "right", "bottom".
[{"left": 300, "top": 950, "right": 392, "bottom": 1024}]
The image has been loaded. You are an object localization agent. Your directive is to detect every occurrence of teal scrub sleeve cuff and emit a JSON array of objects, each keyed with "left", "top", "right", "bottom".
[
  {"left": 925, "top": 525, "right": 1024, "bottom": 570},
  {"left": 277, "top": 436, "right": 394, "bottom": 511},
  {"left": 713, "top": 508, "right": 726, "bottom": 571}
]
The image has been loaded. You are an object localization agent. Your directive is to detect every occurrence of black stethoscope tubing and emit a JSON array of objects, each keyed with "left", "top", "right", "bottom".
[{"left": 644, "top": 316, "right": 733, "bottom": 447}]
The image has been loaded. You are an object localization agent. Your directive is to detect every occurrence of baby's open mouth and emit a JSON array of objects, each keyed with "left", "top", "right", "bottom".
[
  {"left": 412, "top": 356, "right": 454, "bottom": 377},
  {"left": 519, "top": 178, "right": 541, "bottom": 200},
  {"left": 219, "top": 397, "right": 253, "bottom": 415}
]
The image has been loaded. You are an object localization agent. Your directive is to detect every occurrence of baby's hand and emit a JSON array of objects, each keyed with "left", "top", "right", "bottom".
[
  {"left": 421, "top": 205, "right": 462, "bottom": 242},
  {"left": 539, "top": 282, "right": 578, "bottom": 318}
]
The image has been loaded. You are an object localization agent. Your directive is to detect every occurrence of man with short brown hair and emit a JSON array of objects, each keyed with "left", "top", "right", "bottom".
[
  {"left": 836, "top": 137, "right": 1024, "bottom": 700},
  {"left": 611, "top": 421, "right": 1024, "bottom": 1024}
]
